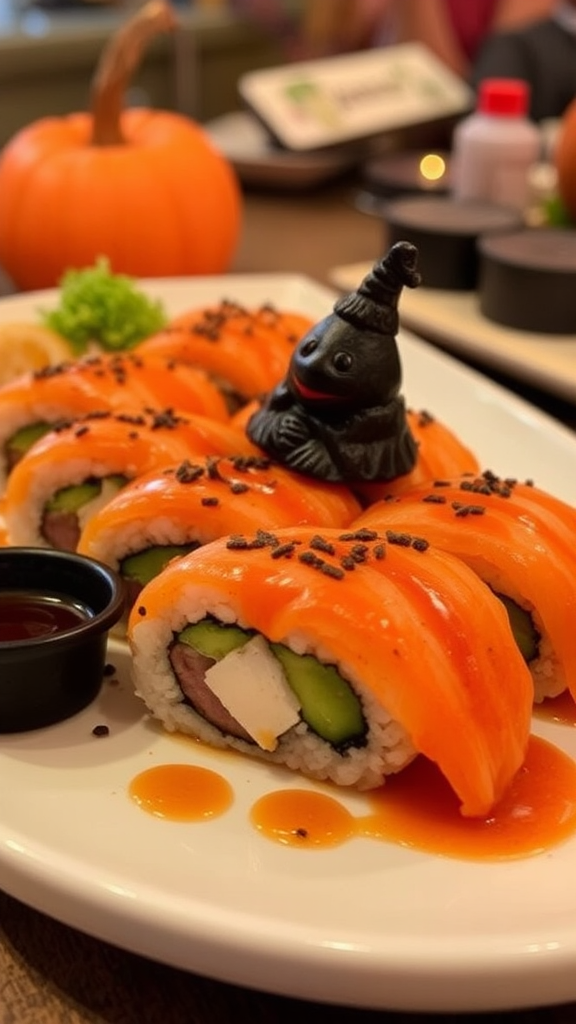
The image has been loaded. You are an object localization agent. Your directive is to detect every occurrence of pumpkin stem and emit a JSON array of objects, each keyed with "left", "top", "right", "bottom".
[{"left": 90, "top": 0, "right": 177, "bottom": 146}]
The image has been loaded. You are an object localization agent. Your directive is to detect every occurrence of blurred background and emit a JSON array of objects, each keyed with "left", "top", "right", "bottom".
[
  {"left": 0, "top": 0, "right": 302, "bottom": 145},
  {"left": 2, "top": 0, "right": 569, "bottom": 148}
]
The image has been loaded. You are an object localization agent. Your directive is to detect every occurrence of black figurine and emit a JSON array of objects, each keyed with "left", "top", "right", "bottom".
[{"left": 246, "top": 241, "right": 421, "bottom": 483}]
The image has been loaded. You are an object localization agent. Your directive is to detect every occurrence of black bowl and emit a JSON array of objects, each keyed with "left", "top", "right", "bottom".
[
  {"left": 0, "top": 548, "right": 125, "bottom": 732},
  {"left": 380, "top": 196, "right": 525, "bottom": 290}
]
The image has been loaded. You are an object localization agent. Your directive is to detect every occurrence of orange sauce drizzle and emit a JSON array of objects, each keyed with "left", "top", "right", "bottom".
[
  {"left": 250, "top": 737, "right": 576, "bottom": 860},
  {"left": 250, "top": 788, "right": 356, "bottom": 848},
  {"left": 533, "top": 690, "right": 576, "bottom": 728},
  {"left": 129, "top": 764, "right": 233, "bottom": 821},
  {"left": 128, "top": 737, "right": 576, "bottom": 861}
]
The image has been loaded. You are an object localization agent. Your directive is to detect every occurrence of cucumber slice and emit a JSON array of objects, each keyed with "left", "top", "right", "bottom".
[
  {"left": 45, "top": 480, "right": 101, "bottom": 513},
  {"left": 271, "top": 644, "right": 366, "bottom": 747},
  {"left": 44, "top": 474, "right": 127, "bottom": 514},
  {"left": 121, "top": 544, "right": 198, "bottom": 587},
  {"left": 8, "top": 421, "right": 50, "bottom": 458},
  {"left": 495, "top": 591, "right": 540, "bottom": 663},
  {"left": 177, "top": 621, "right": 366, "bottom": 747},
  {"left": 178, "top": 618, "right": 253, "bottom": 660}
]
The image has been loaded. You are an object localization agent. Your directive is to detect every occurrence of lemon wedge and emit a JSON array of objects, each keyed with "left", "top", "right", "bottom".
[{"left": 0, "top": 322, "right": 73, "bottom": 385}]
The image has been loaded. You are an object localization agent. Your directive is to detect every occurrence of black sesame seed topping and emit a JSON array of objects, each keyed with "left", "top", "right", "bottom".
[
  {"left": 149, "top": 409, "right": 187, "bottom": 431},
  {"left": 226, "top": 529, "right": 279, "bottom": 551},
  {"left": 309, "top": 535, "right": 336, "bottom": 555},
  {"left": 338, "top": 529, "right": 378, "bottom": 542},
  {"left": 270, "top": 541, "right": 299, "bottom": 559},
  {"left": 416, "top": 409, "right": 435, "bottom": 428},
  {"left": 322, "top": 563, "right": 345, "bottom": 579},
  {"left": 452, "top": 502, "right": 486, "bottom": 517},
  {"left": 226, "top": 535, "right": 250, "bottom": 549},
  {"left": 52, "top": 418, "right": 73, "bottom": 433},
  {"left": 86, "top": 410, "right": 112, "bottom": 421},
  {"left": 349, "top": 543, "right": 369, "bottom": 563},
  {"left": 422, "top": 493, "right": 447, "bottom": 504},
  {"left": 255, "top": 529, "right": 280, "bottom": 547},
  {"left": 385, "top": 530, "right": 412, "bottom": 547},
  {"left": 230, "top": 454, "right": 271, "bottom": 472},
  {"left": 175, "top": 461, "right": 204, "bottom": 483},
  {"left": 117, "top": 413, "right": 146, "bottom": 425},
  {"left": 298, "top": 550, "right": 323, "bottom": 568},
  {"left": 33, "top": 362, "right": 72, "bottom": 379},
  {"left": 293, "top": 547, "right": 345, "bottom": 579},
  {"left": 411, "top": 537, "right": 429, "bottom": 551}
]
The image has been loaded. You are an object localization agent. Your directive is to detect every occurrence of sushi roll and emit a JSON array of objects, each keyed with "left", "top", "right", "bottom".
[
  {"left": 127, "top": 526, "right": 533, "bottom": 817},
  {"left": 80, "top": 352, "right": 230, "bottom": 423},
  {"left": 4, "top": 409, "right": 255, "bottom": 551},
  {"left": 78, "top": 454, "right": 361, "bottom": 612},
  {"left": 233, "top": 403, "right": 480, "bottom": 502},
  {"left": 353, "top": 471, "right": 576, "bottom": 703},
  {"left": 356, "top": 408, "right": 480, "bottom": 503},
  {"left": 138, "top": 300, "right": 314, "bottom": 411},
  {"left": 0, "top": 351, "right": 228, "bottom": 489}
]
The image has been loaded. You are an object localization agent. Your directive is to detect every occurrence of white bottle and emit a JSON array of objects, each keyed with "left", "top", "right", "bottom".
[{"left": 451, "top": 79, "right": 542, "bottom": 211}]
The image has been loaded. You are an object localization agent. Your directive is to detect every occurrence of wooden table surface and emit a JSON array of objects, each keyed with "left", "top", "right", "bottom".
[{"left": 0, "top": 180, "right": 575, "bottom": 1024}]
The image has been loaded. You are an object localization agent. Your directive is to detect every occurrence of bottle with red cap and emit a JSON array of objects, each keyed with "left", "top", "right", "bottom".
[{"left": 451, "top": 78, "right": 542, "bottom": 211}]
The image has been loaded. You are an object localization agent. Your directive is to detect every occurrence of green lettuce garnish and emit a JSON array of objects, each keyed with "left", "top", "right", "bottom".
[{"left": 42, "top": 258, "right": 167, "bottom": 354}]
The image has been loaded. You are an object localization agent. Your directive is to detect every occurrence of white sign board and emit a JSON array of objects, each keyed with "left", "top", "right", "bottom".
[{"left": 239, "top": 43, "right": 474, "bottom": 152}]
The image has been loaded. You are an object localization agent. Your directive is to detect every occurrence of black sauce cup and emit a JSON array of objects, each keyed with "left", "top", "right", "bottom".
[{"left": 0, "top": 548, "right": 125, "bottom": 733}]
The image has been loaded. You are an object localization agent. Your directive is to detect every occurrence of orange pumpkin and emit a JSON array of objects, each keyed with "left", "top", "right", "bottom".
[
  {"left": 555, "top": 96, "right": 576, "bottom": 223},
  {"left": 0, "top": 1, "right": 242, "bottom": 292}
]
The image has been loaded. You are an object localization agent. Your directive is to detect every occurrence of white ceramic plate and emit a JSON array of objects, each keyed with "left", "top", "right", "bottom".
[
  {"left": 330, "top": 261, "right": 576, "bottom": 404},
  {"left": 0, "top": 275, "right": 576, "bottom": 1015}
]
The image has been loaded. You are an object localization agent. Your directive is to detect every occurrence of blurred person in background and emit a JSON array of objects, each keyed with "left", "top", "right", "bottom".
[
  {"left": 229, "top": 0, "right": 393, "bottom": 60},
  {"left": 389, "top": 0, "right": 554, "bottom": 78},
  {"left": 471, "top": 0, "right": 576, "bottom": 121},
  {"left": 231, "top": 0, "right": 554, "bottom": 72}
]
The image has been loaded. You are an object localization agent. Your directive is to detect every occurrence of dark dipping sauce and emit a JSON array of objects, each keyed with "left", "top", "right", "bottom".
[{"left": 0, "top": 591, "right": 94, "bottom": 643}]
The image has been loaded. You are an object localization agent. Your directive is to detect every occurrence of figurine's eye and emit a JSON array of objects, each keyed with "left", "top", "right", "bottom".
[
  {"left": 332, "top": 351, "right": 353, "bottom": 373},
  {"left": 299, "top": 338, "right": 318, "bottom": 356}
]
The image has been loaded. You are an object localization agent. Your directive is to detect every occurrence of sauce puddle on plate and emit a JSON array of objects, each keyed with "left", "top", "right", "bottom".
[
  {"left": 533, "top": 690, "right": 576, "bottom": 728},
  {"left": 251, "top": 736, "right": 576, "bottom": 858},
  {"left": 129, "top": 735, "right": 576, "bottom": 861},
  {"left": 129, "top": 764, "right": 233, "bottom": 821}
]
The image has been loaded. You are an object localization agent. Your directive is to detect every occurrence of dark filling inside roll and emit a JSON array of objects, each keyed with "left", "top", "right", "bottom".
[{"left": 168, "top": 616, "right": 368, "bottom": 752}]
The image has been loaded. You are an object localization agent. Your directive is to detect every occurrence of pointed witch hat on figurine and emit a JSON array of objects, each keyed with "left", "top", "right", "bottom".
[
  {"left": 334, "top": 238, "right": 421, "bottom": 334},
  {"left": 247, "top": 241, "right": 422, "bottom": 483}
]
